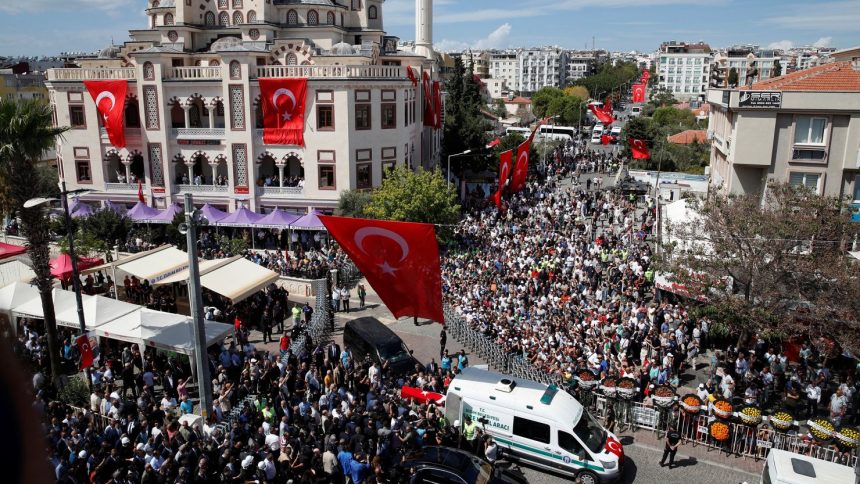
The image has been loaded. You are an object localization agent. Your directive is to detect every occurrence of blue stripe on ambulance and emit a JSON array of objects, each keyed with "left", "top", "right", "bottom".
[{"left": 492, "top": 436, "right": 605, "bottom": 472}]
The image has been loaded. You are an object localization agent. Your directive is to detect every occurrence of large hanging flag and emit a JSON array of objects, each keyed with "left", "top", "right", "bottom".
[
  {"left": 76, "top": 333, "right": 93, "bottom": 370},
  {"left": 259, "top": 78, "right": 308, "bottom": 146},
  {"left": 406, "top": 66, "right": 418, "bottom": 86},
  {"left": 319, "top": 216, "right": 445, "bottom": 323},
  {"left": 641, "top": 69, "right": 651, "bottom": 82},
  {"left": 83, "top": 80, "right": 127, "bottom": 148},
  {"left": 422, "top": 71, "right": 435, "bottom": 127},
  {"left": 632, "top": 84, "right": 646, "bottom": 103},
  {"left": 491, "top": 149, "right": 514, "bottom": 208},
  {"left": 509, "top": 138, "right": 532, "bottom": 193},
  {"left": 603, "top": 97, "right": 613, "bottom": 114},
  {"left": 137, "top": 180, "right": 145, "bottom": 203},
  {"left": 432, "top": 80, "right": 443, "bottom": 129},
  {"left": 589, "top": 104, "right": 615, "bottom": 125},
  {"left": 401, "top": 385, "right": 444, "bottom": 404},
  {"left": 629, "top": 138, "right": 651, "bottom": 159}
]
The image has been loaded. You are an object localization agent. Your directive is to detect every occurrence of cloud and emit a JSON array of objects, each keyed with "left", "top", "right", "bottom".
[
  {"left": 435, "top": 23, "right": 512, "bottom": 52},
  {"left": 767, "top": 40, "right": 794, "bottom": 51},
  {"left": 0, "top": 0, "right": 133, "bottom": 13},
  {"left": 763, "top": 1, "right": 860, "bottom": 31},
  {"left": 812, "top": 36, "right": 833, "bottom": 48},
  {"left": 434, "top": 39, "right": 470, "bottom": 52}
]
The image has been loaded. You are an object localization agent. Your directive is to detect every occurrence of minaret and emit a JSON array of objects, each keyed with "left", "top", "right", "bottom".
[{"left": 415, "top": 0, "right": 434, "bottom": 60}]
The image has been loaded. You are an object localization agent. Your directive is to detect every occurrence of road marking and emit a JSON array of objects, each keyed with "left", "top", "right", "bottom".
[{"left": 627, "top": 442, "right": 761, "bottom": 478}]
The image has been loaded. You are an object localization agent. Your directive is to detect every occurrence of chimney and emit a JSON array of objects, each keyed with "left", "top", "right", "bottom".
[{"left": 415, "top": 0, "right": 434, "bottom": 60}]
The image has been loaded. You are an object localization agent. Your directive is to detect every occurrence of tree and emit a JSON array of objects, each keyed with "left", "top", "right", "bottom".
[
  {"left": 79, "top": 209, "right": 133, "bottom": 259},
  {"left": 335, "top": 189, "right": 372, "bottom": 218},
  {"left": 531, "top": 87, "right": 564, "bottom": 119},
  {"left": 364, "top": 165, "right": 460, "bottom": 230},
  {"left": 0, "top": 98, "right": 69, "bottom": 384},
  {"left": 492, "top": 99, "right": 507, "bottom": 119},
  {"left": 651, "top": 106, "right": 696, "bottom": 131},
  {"left": 647, "top": 87, "right": 677, "bottom": 109},
  {"left": 772, "top": 59, "right": 783, "bottom": 78},
  {"left": 563, "top": 85, "right": 589, "bottom": 101},
  {"left": 660, "top": 183, "right": 860, "bottom": 353},
  {"left": 574, "top": 61, "right": 639, "bottom": 101},
  {"left": 728, "top": 67, "right": 739, "bottom": 87},
  {"left": 442, "top": 58, "right": 491, "bottom": 174}
]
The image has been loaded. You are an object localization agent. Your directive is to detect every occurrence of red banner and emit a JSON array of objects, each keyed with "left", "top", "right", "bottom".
[
  {"left": 589, "top": 104, "right": 615, "bottom": 125},
  {"left": 401, "top": 385, "right": 444, "bottom": 404},
  {"left": 406, "top": 66, "right": 418, "bottom": 86},
  {"left": 83, "top": 80, "right": 127, "bottom": 148},
  {"left": 486, "top": 138, "right": 501, "bottom": 149},
  {"left": 432, "top": 80, "right": 442, "bottom": 129},
  {"left": 632, "top": 84, "right": 646, "bottom": 103},
  {"left": 603, "top": 97, "right": 613, "bottom": 114},
  {"left": 319, "top": 216, "right": 444, "bottom": 323},
  {"left": 76, "top": 333, "right": 93, "bottom": 370},
  {"left": 259, "top": 78, "right": 308, "bottom": 146},
  {"left": 137, "top": 180, "right": 145, "bottom": 203},
  {"left": 629, "top": 138, "right": 651, "bottom": 159},
  {"left": 601, "top": 134, "right": 612, "bottom": 145},
  {"left": 509, "top": 139, "right": 532, "bottom": 194},
  {"left": 422, "top": 71, "right": 435, "bottom": 127}
]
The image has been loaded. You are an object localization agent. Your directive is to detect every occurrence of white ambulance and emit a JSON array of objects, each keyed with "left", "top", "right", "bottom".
[{"left": 445, "top": 368, "right": 623, "bottom": 484}]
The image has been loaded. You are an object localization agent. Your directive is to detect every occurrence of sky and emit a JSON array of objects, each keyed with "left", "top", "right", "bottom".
[{"left": 0, "top": 0, "right": 859, "bottom": 57}]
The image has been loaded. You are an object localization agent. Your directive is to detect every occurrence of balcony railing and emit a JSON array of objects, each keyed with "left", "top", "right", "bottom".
[
  {"left": 175, "top": 184, "right": 229, "bottom": 194},
  {"left": 253, "top": 64, "right": 405, "bottom": 80},
  {"left": 163, "top": 66, "right": 223, "bottom": 80},
  {"left": 171, "top": 128, "right": 225, "bottom": 139},
  {"left": 47, "top": 68, "right": 136, "bottom": 81},
  {"left": 104, "top": 183, "right": 139, "bottom": 192},
  {"left": 100, "top": 127, "right": 142, "bottom": 143},
  {"left": 258, "top": 186, "right": 304, "bottom": 196}
]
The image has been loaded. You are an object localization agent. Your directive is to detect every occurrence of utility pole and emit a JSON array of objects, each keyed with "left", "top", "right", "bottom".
[
  {"left": 60, "top": 181, "right": 91, "bottom": 391},
  {"left": 183, "top": 193, "right": 213, "bottom": 419}
]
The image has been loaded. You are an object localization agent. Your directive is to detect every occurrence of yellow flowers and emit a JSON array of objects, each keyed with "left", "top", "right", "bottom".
[
  {"left": 739, "top": 406, "right": 763, "bottom": 425},
  {"left": 770, "top": 411, "right": 794, "bottom": 431},
  {"left": 836, "top": 427, "right": 860, "bottom": 448},
  {"left": 808, "top": 418, "right": 835, "bottom": 441}
]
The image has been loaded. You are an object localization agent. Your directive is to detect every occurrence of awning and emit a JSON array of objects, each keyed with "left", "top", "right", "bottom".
[
  {"left": 0, "top": 242, "right": 27, "bottom": 261},
  {"left": 95, "top": 308, "right": 233, "bottom": 355},
  {"left": 12, "top": 287, "right": 81, "bottom": 319},
  {"left": 199, "top": 256, "right": 279, "bottom": 302},
  {"left": 0, "top": 281, "right": 40, "bottom": 313},
  {"left": 54, "top": 294, "right": 139, "bottom": 329},
  {"left": 0, "top": 259, "right": 35, "bottom": 287},
  {"left": 84, "top": 245, "right": 190, "bottom": 283},
  {"left": 153, "top": 259, "right": 225, "bottom": 285}
]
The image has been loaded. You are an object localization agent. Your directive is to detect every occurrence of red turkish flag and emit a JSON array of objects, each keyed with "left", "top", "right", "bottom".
[
  {"left": 432, "top": 80, "right": 443, "bottom": 129},
  {"left": 601, "top": 134, "right": 612, "bottom": 145},
  {"left": 319, "top": 216, "right": 444, "bottom": 323},
  {"left": 401, "top": 385, "right": 444, "bottom": 404},
  {"left": 603, "top": 97, "right": 613, "bottom": 114},
  {"left": 629, "top": 138, "right": 651, "bottom": 159},
  {"left": 259, "top": 78, "right": 308, "bottom": 146},
  {"left": 509, "top": 138, "right": 532, "bottom": 194},
  {"left": 76, "top": 333, "right": 93, "bottom": 370},
  {"left": 490, "top": 189, "right": 503, "bottom": 210},
  {"left": 84, "top": 80, "right": 127, "bottom": 148},
  {"left": 485, "top": 137, "right": 501, "bottom": 149},
  {"left": 642, "top": 69, "right": 650, "bottom": 81},
  {"left": 407, "top": 66, "right": 418, "bottom": 86},
  {"left": 137, "top": 180, "right": 145, "bottom": 203},
  {"left": 497, "top": 149, "right": 513, "bottom": 191},
  {"left": 632, "top": 84, "right": 646, "bottom": 103},
  {"left": 589, "top": 104, "right": 615, "bottom": 125},
  {"left": 422, "top": 71, "right": 435, "bottom": 127}
]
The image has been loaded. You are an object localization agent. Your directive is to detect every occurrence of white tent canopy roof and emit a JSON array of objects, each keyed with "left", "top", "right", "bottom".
[
  {"left": 54, "top": 294, "right": 139, "bottom": 329},
  {"left": 0, "top": 259, "right": 35, "bottom": 288},
  {"left": 12, "top": 287, "right": 80, "bottom": 319},
  {"left": 200, "top": 257, "right": 280, "bottom": 303},
  {"left": 154, "top": 259, "right": 224, "bottom": 285},
  {"left": 83, "top": 245, "right": 189, "bottom": 283},
  {"left": 0, "top": 281, "right": 41, "bottom": 313},
  {"left": 95, "top": 308, "right": 233, "bottom": 355}
]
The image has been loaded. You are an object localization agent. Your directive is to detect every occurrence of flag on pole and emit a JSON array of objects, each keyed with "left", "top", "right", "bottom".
[
  {"left": 76, "top": 333, "right": 93, "bottom": 370},
  {"left": 589, "top": 104, "right": 615, "bottom": 125},
  {"left": 632, "top": 84, "right": 646, "bottom": 103},
  {"left": 83, "top": 80, "right": 128, "bottom": 148},
  {"left": 629, "top": 138, "right": 651, "bottom": 159}
]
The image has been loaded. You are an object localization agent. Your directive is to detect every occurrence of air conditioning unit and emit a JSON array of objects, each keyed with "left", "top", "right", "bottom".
[{"left": 495, "top": 378, "right": 517, "bottom": 393}]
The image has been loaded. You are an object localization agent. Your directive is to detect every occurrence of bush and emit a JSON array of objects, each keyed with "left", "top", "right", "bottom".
[{"left": 58, "top": 376, "right": 89, "bottom": 407}]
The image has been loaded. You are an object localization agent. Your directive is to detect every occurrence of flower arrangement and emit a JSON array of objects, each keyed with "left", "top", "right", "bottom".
[
  {"left": 680, "top": 394, "right": 703, "bottom": 414},
  {"left": 713, "top": 399, "right": 734, "bottom": 419},
  {"left": 808, "top": 418, "right": 834, "bottom": 442},
  {"left": 835, "top": 427, "right": 860, "bottom": 448},
  {"left": 600, "top": 377, "right": 617, "bottom": 398},
  {"left": 616, "top": 378, "right": 638, "bottom": 399},
  {"left": 738, "top": 405, "right": 763, "bottom": 425},
  {"left": 652, "top": 385, "right": 676, "bottom": 408},
  {"left": 710, "top": 421, "right": 731, "bottom": 442},
  {"left": 769, "top": 410, "right": 794, "bottom": 431},
  {"left": 576, "top": 370, "right": 599, "bottom": 389}
]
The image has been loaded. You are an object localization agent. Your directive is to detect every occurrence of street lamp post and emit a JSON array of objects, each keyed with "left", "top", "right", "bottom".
[
  {"left": 24, "top": 182, "right": 93, "bottom": 389},
  {"left": 447, "top": 149, "right": 472, "bottom": 189}
]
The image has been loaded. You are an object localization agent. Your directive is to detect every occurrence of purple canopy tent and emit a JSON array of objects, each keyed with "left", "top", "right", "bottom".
[
  {"left": 255, "top": 208, "right": 300, "bottom": 228},
  {"left": 103, "top": 200, "right": 128, "bottom": 215},
  {"left": 126, "top": 201, "right": 162, "bottom": 222},
  {"left": 289, "top": 211, "right": 325, "bottom": 230},
  {"left": 148, "top": 202, "right": 184, "bottom": 224},
  {"left": 70, "top": 203, "right": 94, "bottom": 219},
  {"left": 199, "top": 204, "right": 228, "bottom": 224},
  {"left": 215, "top": 207, "right": 264, "bottom": 227}
]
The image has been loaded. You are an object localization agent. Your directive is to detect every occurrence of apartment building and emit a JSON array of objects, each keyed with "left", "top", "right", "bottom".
[{"left": 656, "top": 41, "right": 712, "bottom": 101}]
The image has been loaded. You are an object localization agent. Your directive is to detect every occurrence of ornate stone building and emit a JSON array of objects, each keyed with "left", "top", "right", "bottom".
[{"left": 46, "top": 0, "right": 440, "bottom": 213}]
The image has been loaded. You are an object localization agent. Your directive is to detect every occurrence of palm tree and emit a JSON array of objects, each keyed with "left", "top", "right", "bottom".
[{"left": 0, "top": 98, "right": 69, "bottom": 384}]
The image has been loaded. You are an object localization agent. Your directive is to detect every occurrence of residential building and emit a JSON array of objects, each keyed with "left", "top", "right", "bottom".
[
  {"left": 45, "top": 0, "right": 441, "bottom": 214},
  {"left": 517, "top": 47, "right": 566, "bottom": 94},
  {"left": 489, "top": 50, "right": 519, "bottom": 92},
  {"left": 484, "top": 78, "right": 507, "bottom": 100},
  {"left": 656, "top": 41, "right": 712, "bottom": 101},
  {"left": 565, "top": 51, "right": 596, "bottom": 82},
  {"left": 707, "top": 61, "right": 860, "bottom": 204},
  {"left": 711, "top": 46, "right": 780, "bottom": 89}
]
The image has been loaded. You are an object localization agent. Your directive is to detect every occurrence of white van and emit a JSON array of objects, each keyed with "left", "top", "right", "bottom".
[
  {"left": 591, "top": 124, "right": 605, "bottom": 144},
  {"left": 630, "top": 106, "right": 642, "bottom": 117},
  {"left": 445, "top": 368, "right": 623, "bottom": 484},
  {"left": 761, "top": 449, "right": 853, "bottom": 484}
]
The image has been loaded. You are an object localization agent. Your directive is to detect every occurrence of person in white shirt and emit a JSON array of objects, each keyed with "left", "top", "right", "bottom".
[
  {"left": 264, "top": 428, "right": 280, "bottom": 452},
  {"left": 160, "top": 394, "right": 177, "bottom": 412}
]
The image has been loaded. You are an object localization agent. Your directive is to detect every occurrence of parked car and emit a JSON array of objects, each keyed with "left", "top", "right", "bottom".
[
  {"left": 343, "top": 317, "right": 420, "bottom": 375},
  {"left": 400, "top": 446, "right": 528, "bottom": 484}
]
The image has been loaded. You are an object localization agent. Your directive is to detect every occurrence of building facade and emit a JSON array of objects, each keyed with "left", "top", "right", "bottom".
[
  {"left": 656, "top": 41, "right": 712, "bottom": 101},
  {"left": 517, "top": 47, "right": 566, "bottom": 94},
  {"left": 489, "top": 50, "right": 519, "bottom": 93},
  {"left": 707, "top": 61, "right": 860, "bottom": 203},
  {"left": 565, "top": 52, "right": 597, "bottom": 83},
  {"left": 46, "top": 0, "right": 441, "bottom": 214}
]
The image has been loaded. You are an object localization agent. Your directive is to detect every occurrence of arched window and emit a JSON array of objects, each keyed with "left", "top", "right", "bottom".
[
  {"left": 368, "top": 5, "right": 377, "bottom": 19},
  {"left": 218, "top": 11, "right": 229, "bottom": 26},
  {"left": 218, "top": 0, "right": 227, "bottom": 8},
  {"left": 230, "top": 60, "right": 241, "bottom": 79},
  {"left": 209, "top": 59, "right": 220, "bottom": 67},
  {"left": 164, "top": 13, "right": 174, "bottom": 25},
  {"left": 287, "top": 9, "right": 297, "bottom": 25},
  {"left": 232, "top": 0, "right": 242, "bottom": 7},
  {"left": 151, "top": 0, "right": 159, "bottom": 7},
  {"left": 205, "top": 11, "right": 216, "bottom": 26},
  {"left": 327, "top": 11, "right": 335, "bottom": 25},
  {"left": 307, "top": 10, "right": 318, "bottom": 25},
  {"left": 125, "top": 99, "right": 141, "bottom": 128},
  {"left": 286, "top": 53, "right": 297, "bottom": 66},
  {"left": 143, "top": 62, "right": 155, "bottom": 80},
  {"left": 232, "top": 11, "right": 243, "bottom": 25},
  {"left": 247, "top": 10, "right": 256, "bottom": 23}
]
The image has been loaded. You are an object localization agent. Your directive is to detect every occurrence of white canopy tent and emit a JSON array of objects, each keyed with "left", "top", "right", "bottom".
[
  {"left": 83, "top": 245, "right": 190, "bottom": 283},
  {"left": 0, "top": 281, "right": 41, "bottom": 334},
  {"left": 153, "top": 259, "right": 224, "bottom": 285},
  {"left": 152, "top": 256, "right": 279, "bottom": 303},
  {"left": 54, "top": 294, "right": 139, "bottom": 330},
  {"left": 95, "top": 308, "right": 234, "bottom": 356},
  {"left": 12, "top": 287, "right": 81, "bottom": 319},
  {"left": 0, "top": 258, "right": 35, "bottom": 288}
]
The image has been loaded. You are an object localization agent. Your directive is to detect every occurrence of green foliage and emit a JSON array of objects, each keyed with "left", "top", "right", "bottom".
[
  {"left": 335, "top": 189, "right": 372, "bottom": 218},
  {"left": 216, "top": 234, "right": 248, "bottom": 256},
  {"left": 59, "top": 376, "right": 89, "bottom": 407},
  {"left": 647, "top": 87, "right": 677, "bottom": 110},
  {"left": 572, "top": 61, "right": 639, "bottom": 101},
  {"left": 165, "top": 213, "right": 187, "bottom": 249},
  {"left": 443, "top": 58, "right": 491, "bottom": 173},
  {"left": 492, "top": 99, "right": 507, "bottom": 119},
  {"left": 531, "top": 87, "right": 584, "bottom": 126},
  {"left": 772, "top": 59, "right": 782, "bottom": 78},
  {"left": 364, "top": 165, "right": 460, "bottom": 228},
  {"left": 728, "top": 67, "right": 739, "bottom": 87},
  {"left": 563, "top": 85, "right": 589, "bottom": 101},
  {"left": 80, "top": 209, "right": 132, "bottom": 255},
  {"left": 621, "top": 112, "right": 708, "bottom": 174},
  {"left": 496, "top": 133, "right": 525, "bottom": 153},
  {"left": 652, "top": 107, "right": 696, "bottom": 130}
]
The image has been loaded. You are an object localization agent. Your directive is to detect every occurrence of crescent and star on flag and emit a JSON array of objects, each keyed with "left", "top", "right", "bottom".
[
  {"left": 95, "top": 91, "right": 116, "bottom": 122},
  {"left": 354, "top": 226, "right": 410, "bottom": 275},
  {"left": 272, "top": 88, "right": 297, "bottom": 123}
]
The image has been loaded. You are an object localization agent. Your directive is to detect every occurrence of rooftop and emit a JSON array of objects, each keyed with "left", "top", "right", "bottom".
[
  {"left": 667, "top": 130, "right": 708, "bottom": 144},
  {"left": 744, "top": 61, "right": 860, "bottom": 92}
]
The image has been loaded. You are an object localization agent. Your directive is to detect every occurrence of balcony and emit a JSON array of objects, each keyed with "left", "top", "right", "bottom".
[
  {"left": 253, "top": 64, "right": 405, "bottom": 80},
  {"left": 171, "top": 128, "right": 226, "bottom": 140},
  {"left": 47, "top": 67, "right": 136, "bottom": 81},
  {"left": 104, "top": 183, "right": 139, "bottom": 192},
  {"left": 163, "top": 66, "right": 223, "bottom": 81},
  {"left": 258, "top": 186, "right": 304, "bottom": 197},
  {"left": 101, "top": 127, "right": 142, "bottom": 144},
  {"left": 175, "top": 184, "right": 229, "bottom": 194}
]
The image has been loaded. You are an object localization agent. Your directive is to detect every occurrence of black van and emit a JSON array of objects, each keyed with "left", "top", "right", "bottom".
[{"left": 343, "top": 317, "right": 420, "bottom": 376}]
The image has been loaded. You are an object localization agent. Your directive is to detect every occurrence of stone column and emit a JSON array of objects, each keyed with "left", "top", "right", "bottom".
[
  {"left": 210, "top": 162, "right": 219, "bottom": 185},
  {"left": 186, "top": 163, "right": 194, "bottom": 183},
  {"left": 277, "top": 164, "right": 285, "bottom": 187},
  {"left": 123, "top": 161, "right": 131, "bottom": 184},
  {"left": 207, "top": 105, "right": 216, "bottom": 129},
  {"left": 182, "top": 104, "right": 191, "bottom": 129}
]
